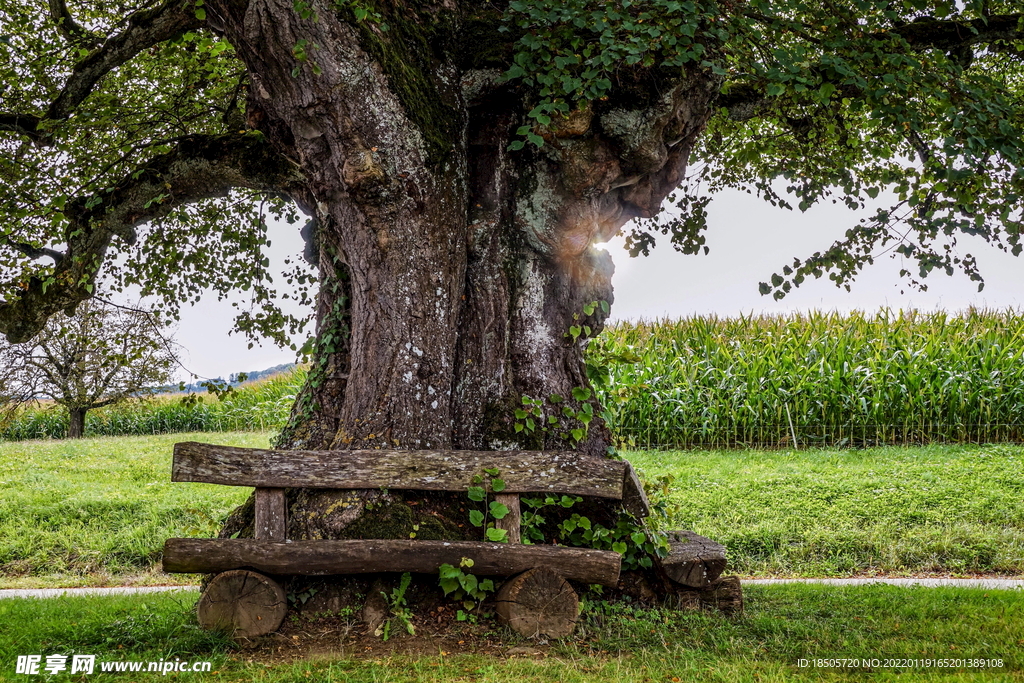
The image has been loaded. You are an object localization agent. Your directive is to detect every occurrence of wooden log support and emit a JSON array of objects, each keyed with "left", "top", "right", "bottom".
[
  {"left": 196, "top": 569, "right": 287, "bottom": 638},
  {"left": 674, "top": 575, "right": 744, "bottom": 615},
  {"left": 656, "top": 530, "right": 727, "bottom": 588},
  {"left": 493, "top": 493, "right": 521, "bottom": 544},
  {"left": 162, "top": 538, "right": 622, "bottom": 586},
  {"left": 495, "top": 567, "right": 579, "bottom": 639},
  {"left": 254, "top": 488, "right": 286, "bottom": 541}
]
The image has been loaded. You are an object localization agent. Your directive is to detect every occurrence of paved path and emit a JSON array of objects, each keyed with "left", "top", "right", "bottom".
[
  {"left": 0, "top": 585, "right": 199, "bottom": 599},
  {"left": 744, "top": 578, "right": 1024, "bottom": 589},
  {"left": 2, "top": 578, "right": 1021, "bottom": 599}
]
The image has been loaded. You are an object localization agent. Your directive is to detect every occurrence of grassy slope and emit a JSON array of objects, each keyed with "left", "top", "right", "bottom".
[
  {"left": 630, "top": 445, "right": 1024, "bottom": 577},
  {"left": 0, "top": 433, "right": 261, "bottom": 588},
  {"left": 1, "top": 585, "right": 1021, "bottom": 681}
]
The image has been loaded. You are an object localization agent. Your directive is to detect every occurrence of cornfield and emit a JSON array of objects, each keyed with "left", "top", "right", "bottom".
[
  {"left": 1, "top": 367, "right": 306, "bottom": 441},
  {"left": 590, "top": 309, "right": 1024, "bottom": 449},
  {"left": 7, "top": 309, "right": 1024, "bottom": 448}
]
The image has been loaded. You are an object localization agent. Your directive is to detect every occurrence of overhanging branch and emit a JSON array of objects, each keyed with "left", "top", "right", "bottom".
[
  {"left": 48, "top": 0, "right": 203, "bottom": 121},
  {"left": 0, "top": 133, "right": 306, "bottom": 343},
  {"left": 720, "top": 13, "right": 1024, "bottom": 122},
  {"left": 893, "top": 13, "right": 1024, "bottom": 52},
  {"left": 47, "top": 0, "right": 102, "bottom": 47},
  {"left": 0, "top": 0, "right": 202, "bottom": 143}
]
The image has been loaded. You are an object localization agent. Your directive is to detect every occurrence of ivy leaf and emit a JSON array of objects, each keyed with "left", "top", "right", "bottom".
[
  {"left": 489, "top": 501, "right": 510, "bottom": 519},
  {"left": 491, "top": 478, "right": 506, "bottom": 492},
  {"left": 467, "top": 486, "right": 485, "bottom": 502},
  {"left": 485, "top": 527, "right": 509, "bottom": 542},
  {"left": 469, "top": 510, "right": 485, "bottom": 527},
  {"left": 612, "top": 541, "right": 628, "bottom": 554},
  {"left": 459, "top": 572, "right": 478, "bottom": 594}
]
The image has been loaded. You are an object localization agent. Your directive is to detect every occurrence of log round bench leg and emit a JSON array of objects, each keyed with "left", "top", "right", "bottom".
[
  {"left": 495, "top": 567, "right": 579, "bottom": 639},
  {"left": 197, "top": 569, "right": 287, "bottom": 638}
]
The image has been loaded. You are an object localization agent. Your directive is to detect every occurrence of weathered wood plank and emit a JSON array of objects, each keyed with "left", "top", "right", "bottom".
[
  {"left": 172, "top": 442, "right": 628, "bottom": 500},
  {"left": 254, "top": 488, "right": 286, "bottom": 541},
  {"left": 493, "top": 493, "right": 521, "bottom": 544},
  {"left": 656, "top": 530, "right": 727, "bottom": 588},
  {"left": 620, "top": 462, "right": 651, "bottom": 519},
  {"left": 162, "top": 538, "right": 621, "bottom": 586}
]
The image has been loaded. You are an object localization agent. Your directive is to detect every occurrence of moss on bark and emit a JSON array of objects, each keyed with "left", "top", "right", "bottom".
[{"left": 341, "top": 0, "right": 462, "bottom": 167}]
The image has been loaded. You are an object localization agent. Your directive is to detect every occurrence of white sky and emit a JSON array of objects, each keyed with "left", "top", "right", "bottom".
[{"left": 169, "top": 188, "right": 1024, "bottom": 380}]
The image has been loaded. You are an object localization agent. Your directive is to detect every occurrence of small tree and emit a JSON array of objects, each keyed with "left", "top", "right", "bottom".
[{"left": 1, "top": 300, "right": 176, "bottom": 438}]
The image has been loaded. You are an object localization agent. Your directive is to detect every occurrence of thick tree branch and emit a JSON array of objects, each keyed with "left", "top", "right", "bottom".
[
  {"left": 893, "top": 13, "right": 1024, "bottom": 51},
  {"left": 0, "top": 0, "right": 202, "bottom": 143},
  {"left": 48, "top": 0, "right": 203, "bottom": 122},
  {"left": 0, "top": 133, "right": 306, "bottom": 343},
  {"left": 5, "top": 239, "right": 65, "bottom": 265},
  {"left": 0, "top": 113, "right": 44, "bottom": 141},
  {"left": 719, "top": 13, "right": 1024, "bottom": 122},
  {"left": 47, "top": 0, "right": 102, "bottom": 47}
]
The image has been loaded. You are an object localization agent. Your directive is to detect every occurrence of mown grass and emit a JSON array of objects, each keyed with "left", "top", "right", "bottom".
[
  {"left": 0, "top": 369, "right": 305, "bottom": 441},
  {"left": 1, "top": 433, "right": 1022, "bottom": 586},
  {"left": 0, "top": 433, "right": 256, "bottom": 587},
  {"left": 1, "top": 584, "right": 1021, "bottom": 681},
  {"left": 630, "top": 445, "right": 1024, "bottom": 576},
  {"left": 593, "top": 309, "right": 1024, "bottom": 449}
]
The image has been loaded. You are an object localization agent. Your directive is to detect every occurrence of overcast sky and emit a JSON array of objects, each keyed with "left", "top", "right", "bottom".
[{"left": 168, "top": 188, "right": 1024, "bottom": 381}]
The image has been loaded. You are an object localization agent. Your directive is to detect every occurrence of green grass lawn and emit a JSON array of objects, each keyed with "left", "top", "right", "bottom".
[
  {"left": 2, "top": 433, "right": 1023, "bottom": 681},
  {"left": 0, "top": 433, "right": 258, "bottom": 588},
  {"left": 1, "top": 433, "right": 1023, "bottom": 586},
  {"left": 630, "top": 445, "right": 1024, "bottom": 577},
  {"left": 2, "top": 584, "right": 1022, "bottom": 682}
]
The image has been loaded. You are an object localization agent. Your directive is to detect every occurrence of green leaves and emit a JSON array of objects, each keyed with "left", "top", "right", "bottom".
[
  {"left": 502, "top": 0, "right": 717, "bottom": 148},
  {"left": 571, "top": 387, "right": 592, "bottom": 402}
]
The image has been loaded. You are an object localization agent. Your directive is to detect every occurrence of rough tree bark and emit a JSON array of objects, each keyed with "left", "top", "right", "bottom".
[
  {"left": 67, "top": 407, "right": 86, "bottom": 439},
  {"left": 204, "top": 0, "right": 718, "bottom": 599}
]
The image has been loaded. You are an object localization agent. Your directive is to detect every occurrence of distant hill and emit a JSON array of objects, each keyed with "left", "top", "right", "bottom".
[{"left": 157, "top": 363, "right": 297, "bottom": 394}]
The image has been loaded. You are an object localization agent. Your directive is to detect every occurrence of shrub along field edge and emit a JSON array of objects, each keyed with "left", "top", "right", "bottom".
[{"left": 0, "top": 368, "right": 306, "bottom": 441}]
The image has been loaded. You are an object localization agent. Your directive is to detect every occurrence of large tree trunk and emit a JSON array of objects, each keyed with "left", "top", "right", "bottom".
[
  {"left": 66, "top": 406, "right": 86, "bottom": 439},
  {"left": 207, "top": 0, "right": 718, "bottom": 599}
]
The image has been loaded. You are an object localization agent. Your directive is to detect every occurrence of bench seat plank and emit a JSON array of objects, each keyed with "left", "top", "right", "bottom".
[
  {"left": 162, "top": 538, "right": 621, "bottom": 586},
  {"left": 173, "top": 442, "right": 628, "bottom": 501}
]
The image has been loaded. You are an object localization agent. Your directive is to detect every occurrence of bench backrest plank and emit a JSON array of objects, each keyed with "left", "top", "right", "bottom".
[{"left": 173, "top": 442, "right": 628, "bottom": 499}]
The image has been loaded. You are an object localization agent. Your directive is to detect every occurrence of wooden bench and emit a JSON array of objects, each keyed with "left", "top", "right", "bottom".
[{"left": 162, "top": 442, "right": 653, "bottom": 638}]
